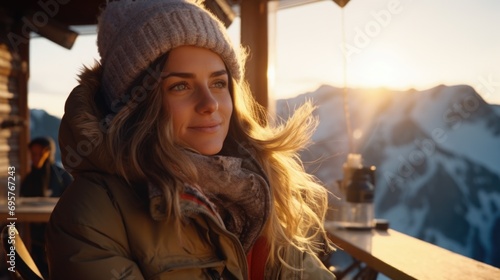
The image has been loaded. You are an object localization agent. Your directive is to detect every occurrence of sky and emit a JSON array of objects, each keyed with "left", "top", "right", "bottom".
[{"left": 29, "top": 0, "right": 500, "bottom": 118}]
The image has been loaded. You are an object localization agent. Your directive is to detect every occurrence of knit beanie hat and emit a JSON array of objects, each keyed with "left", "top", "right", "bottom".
[{"left": 97, "top": 0, "right": 241, "bottom": 109}]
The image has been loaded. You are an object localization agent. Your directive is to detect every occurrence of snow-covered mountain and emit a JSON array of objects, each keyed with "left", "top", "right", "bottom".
[{"left": 276, "top": 84, "right": 500, "bottom": 267}]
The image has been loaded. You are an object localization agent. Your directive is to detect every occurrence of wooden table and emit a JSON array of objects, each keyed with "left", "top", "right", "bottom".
[
  {"left": 0, "top": 197, "right": 58, "bottom": 223},
  {"left": 0, "top": 197, "right": 59, "bottom": 248},
  {"left": 325, "top": 221, "right": 500, "bottom": 280}
]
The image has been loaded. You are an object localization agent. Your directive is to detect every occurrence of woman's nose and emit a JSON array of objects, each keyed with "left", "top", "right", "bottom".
[{"left": 195, "top": 86, "right": 218, "bottom": 114}]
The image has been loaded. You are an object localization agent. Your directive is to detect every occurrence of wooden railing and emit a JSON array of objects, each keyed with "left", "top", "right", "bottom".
[{"left": 324, "top": 222, "right": 500, "bottom": 280}]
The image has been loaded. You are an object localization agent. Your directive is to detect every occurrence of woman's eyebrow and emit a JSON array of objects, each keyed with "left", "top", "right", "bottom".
[
  {"left": 163, "top": 70, "right": 227, "bottom": 79},
  {"left": 210, "top": 70, "right": 228, "bottom": 78},
  {"left": 164, "top": 72, "right": 194, "bottom": 79}
]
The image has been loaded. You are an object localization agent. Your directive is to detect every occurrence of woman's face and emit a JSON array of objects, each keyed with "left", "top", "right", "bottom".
[
  {"left": 30, "top": 144, "right": 50, "bottom": 169},
  {"left": 162, "top": 46, "right": 233, "bottom": 155}
]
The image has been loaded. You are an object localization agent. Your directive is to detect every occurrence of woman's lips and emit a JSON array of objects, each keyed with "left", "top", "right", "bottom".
[{"left": 189, "top": 123, "right": 221, "bottom": 133}]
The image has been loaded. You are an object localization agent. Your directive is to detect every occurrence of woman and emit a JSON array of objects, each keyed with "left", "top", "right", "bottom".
[{"left": 47, "top": 0, "right": 335, "bottom": 279}]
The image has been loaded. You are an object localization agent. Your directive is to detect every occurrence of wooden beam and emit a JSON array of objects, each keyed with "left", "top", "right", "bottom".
[{"left": 240, "top": 0, "right": 269, "bottom": 111}]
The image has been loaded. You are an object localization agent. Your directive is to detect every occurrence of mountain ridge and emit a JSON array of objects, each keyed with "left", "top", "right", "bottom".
[{"left": 276, "top": 84, "right": 500, "bottom": 267}]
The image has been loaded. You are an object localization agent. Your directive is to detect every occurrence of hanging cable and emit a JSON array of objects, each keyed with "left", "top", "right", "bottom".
[{"left": 340, "top": 8, "right": 354, "bottom": 154}]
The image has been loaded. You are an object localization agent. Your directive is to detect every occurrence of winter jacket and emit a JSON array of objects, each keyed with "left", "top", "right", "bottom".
[{"left": 46, "top": 64, "right": 335, "bottom": 279}]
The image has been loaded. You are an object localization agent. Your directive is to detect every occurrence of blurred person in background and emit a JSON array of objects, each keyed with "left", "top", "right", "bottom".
[
  {"left": 21, "top": 136, "right": 72, "bottom": 197},
  {"left": 21, "top": 136, "right": 72, "bottom": 278}
]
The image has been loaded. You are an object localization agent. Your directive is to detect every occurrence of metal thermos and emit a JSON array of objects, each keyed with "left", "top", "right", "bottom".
[{"left": 335, "top": 154, "right": 376, "bottom": 229}]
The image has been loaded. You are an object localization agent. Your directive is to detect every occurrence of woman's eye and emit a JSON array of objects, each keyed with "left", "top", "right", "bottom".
[
  {"left": 212, "top": 80, "right": 227, "bottom": 89},
  {"left": 169, "top": 83, "right": 189, "bottom": 91}
]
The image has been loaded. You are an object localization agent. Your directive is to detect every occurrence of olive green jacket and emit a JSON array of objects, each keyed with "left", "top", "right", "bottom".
[{"left": 47, "top": 172, "right": 335, "bottom": 279}]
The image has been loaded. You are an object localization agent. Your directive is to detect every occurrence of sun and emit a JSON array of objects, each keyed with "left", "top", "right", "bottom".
[{"left": 348, "top": 42, "right": 416, "bottom": 91}]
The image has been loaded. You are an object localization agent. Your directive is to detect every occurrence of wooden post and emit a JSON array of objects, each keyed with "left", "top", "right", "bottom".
[{"left": 240, "top": 0, "right": 269, "bottom": 113}]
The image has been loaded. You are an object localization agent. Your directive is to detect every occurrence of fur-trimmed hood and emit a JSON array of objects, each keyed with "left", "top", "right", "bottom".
[{"left": 59, "top": 63, "right": 116, "bottom": 176}]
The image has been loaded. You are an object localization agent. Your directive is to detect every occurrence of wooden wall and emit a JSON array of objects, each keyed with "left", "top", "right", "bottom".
[{"left": 0, "top": 8, "right": 29, "bottom": 182}]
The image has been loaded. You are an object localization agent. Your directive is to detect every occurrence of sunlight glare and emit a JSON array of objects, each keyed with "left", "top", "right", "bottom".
[
  {"left": 353, "top": 128, "right": 363, "bottom": 140},
  {"left": 349, "top": 42, "right": 413, "bottom": 90}
]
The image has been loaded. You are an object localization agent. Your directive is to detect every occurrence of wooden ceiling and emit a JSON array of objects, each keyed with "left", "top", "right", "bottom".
[
  {"left": 0, "top": 0, "right": 241, "bottom": 26},
  {"left": 1, "top": 0, "right": 326, "bottom": 27},
  {"left": 1, "top": 0, "right": 106, "bottom": 26}
]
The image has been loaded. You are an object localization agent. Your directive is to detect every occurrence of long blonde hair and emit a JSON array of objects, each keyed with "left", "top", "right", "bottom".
[
  {"left": 229, "top": 80, "right": 332, "bottom": 265},
  {"left": 106, "top": 51, "right": 332, "bottom": 267}
]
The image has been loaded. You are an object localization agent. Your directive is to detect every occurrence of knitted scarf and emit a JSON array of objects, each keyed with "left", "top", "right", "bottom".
[
  {"left": 148, "top": 152, "right": 271, "bottom": 253},
  {"left": 186, "top": 152, "right": 271, "bottom": 253}
]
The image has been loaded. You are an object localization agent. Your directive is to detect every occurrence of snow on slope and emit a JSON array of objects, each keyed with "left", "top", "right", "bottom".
[{"left": 276, "top": 84, "right": 500, "bottom": 267}]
